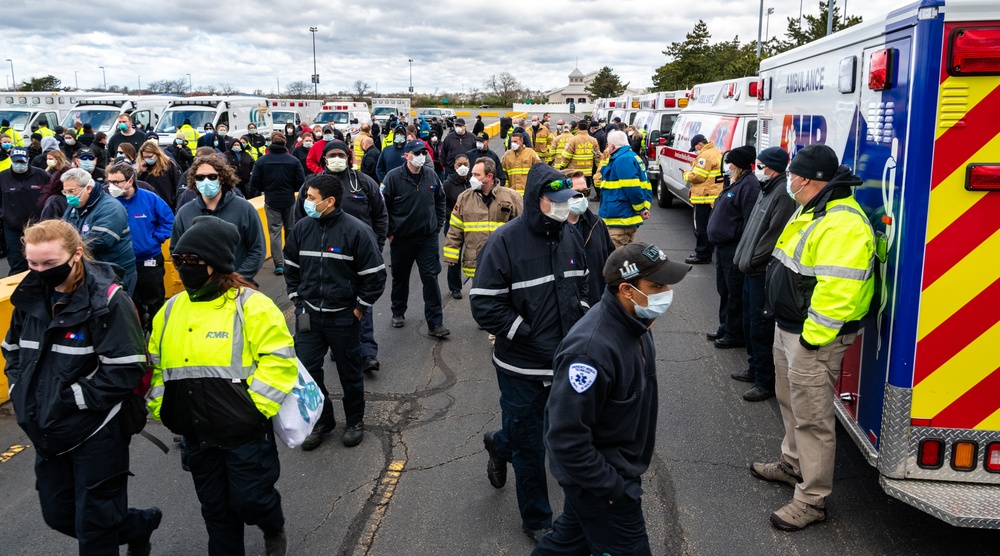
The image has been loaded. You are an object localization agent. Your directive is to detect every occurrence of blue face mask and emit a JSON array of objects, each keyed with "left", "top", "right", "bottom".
[
  {"left": 196, "top": 180, "right": 221, "bottom": 198},
  {"left": 1, "top": 142, "right": 11, "bottom": 150},
  {"left": 630, "top": 285, "right": 673, "bottom": 319},
  {"left": 80, "top": 160, "right": 96, "bottom": 172},
  {"left": 303, "top": 198, "right": 327, "bottom": 219},
  {"left": 118, "top": 123, "right": 129, "bottom": 132},
  {"left": 67, "top": 194, "right": 82, "bottom": 208},
  {"left": 11, "top": 162, "right": 29, "bottom": 173},
  {"left": 786, "top": 176, "right": 805, "bottom": 202}
]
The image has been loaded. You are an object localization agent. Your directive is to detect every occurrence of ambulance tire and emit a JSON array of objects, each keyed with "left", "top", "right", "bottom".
[{"left": 655, "top": 179, "right": 674, "bottom": 208}]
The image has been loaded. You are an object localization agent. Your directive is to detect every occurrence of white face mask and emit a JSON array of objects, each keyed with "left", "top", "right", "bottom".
[
  {"left": 475, "top": 141, "right": 485, "bottom": 150},
  {"left": 469, "top": 176, "right": 483, "bottom": 190},
  {"left": 568, "top": 195, "right": 589, "bottom": 215},
  {"left": 630, "top": 285, "right": 673, "bottom": 319},
  {"left": 456, "top": 165, "right": 469, "bottom": 177},
  {"left": 303, "top": 141, "right": 314, "bottom": 149},
  {"left": 108, "top": 184, "right": 126, "bottom": 198},
  {"left": 512, "top": 143, "right": 521, "bottom": 151},
  {"left": 544, "top": 199, "right": 571, "bottom": 222},
  {"left": 410, "top": 154, "right": 426, "bottom": 167},
  {"left": 787, "top": 176, "right": 806, "bottom": 202},
  {"left": 326, "top": 157, "right": 348, "bottom": 173},
  {"left": 754, "top": 168, "right": 769, "bottom": 182}
]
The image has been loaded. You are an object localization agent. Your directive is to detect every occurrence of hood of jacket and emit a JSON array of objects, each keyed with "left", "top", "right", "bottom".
[
  {"left": 802, "top": 165, "right": 862, "bottom": 217},
  {"left": 523, "top": 162, "right": 569, "bottom": 239}
]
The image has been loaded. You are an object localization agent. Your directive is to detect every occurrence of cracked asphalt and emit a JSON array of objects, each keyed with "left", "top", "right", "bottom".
[{"left": 3, "top": 131, "right": 1000, "bottom": 554}]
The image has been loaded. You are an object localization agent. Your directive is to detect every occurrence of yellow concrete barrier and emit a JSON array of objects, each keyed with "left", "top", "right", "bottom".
[
  {"left": 455, "top": 111, "right": 471, "bottom": 117},
  {"left": 0, "top": 273, "right": 21, "bottom": 402},
  {"left": 478, "top": 111, "right": 499, "bottom": 117}
]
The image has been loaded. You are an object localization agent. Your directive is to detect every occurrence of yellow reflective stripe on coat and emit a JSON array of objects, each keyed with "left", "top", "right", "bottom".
[
  {"left": 690, "top": 195, "right": 719, "bottom": 204},
  {"left": 602, "top": 215, "right": 644, "bottom": 227},
  {"left": 449, "top": 213, "right": 465, "bottom": 230}
]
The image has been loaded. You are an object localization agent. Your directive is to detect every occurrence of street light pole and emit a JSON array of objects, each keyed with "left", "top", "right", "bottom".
[
  {"left": 310, "top": 27, "right": 319, "bottom": 99},
  {"left": 276, "top": 77, "right": 280, "bottom": 95},
  {"left": 766, "top": 7, "right": 775, "bottom": 41},
  {"left": 99, "top": 66, "right": 107, "bottom": 90},
  {"left": 827, "top": 0, "right": 835, "bottom": 36},
  {"left": 408, "top": 58, "right": 413, "bottom": 96},
  {"left": 75, "top": 71, "right": 79, "bottom": 90},
  {"left": 138, "top": 75, "right": 142, "bottom": 92},
  {"left": 5, "top": 59, "right": 15, "bottom": 91},
  {"left": 187, "top": 73, "right": 192, "bottom": 93},
  {"left": 756, "top": 0, "right": 764, "bottom": 58}
]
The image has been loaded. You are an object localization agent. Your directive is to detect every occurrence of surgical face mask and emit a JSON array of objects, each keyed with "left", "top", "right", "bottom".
[
  {"left": 544, "top": 199, "right": 571, "bottom": 222},
  {"left": 326, "top": 157, "right": 348, "bottom": 173},
  {"left": 175, "top": 139, "right": 184, "bottom": 145},
  {"left": 66, "top": 190, "right": 86, "bottom": 207},
  {"left": 12, "top": 162, "right": 29, "bottom": 173},
  {"left": 108, "top": 184, "right": 125, "bottom": 198},
  {"left": 286, "top": 127, "right": 294, "bottom": 134},
  {"left": 469, "top": 176, "right": 483, "bottom": 190},
  {"left": 787, "top": 176, "right": 805, "bottom": 202},
  {"left": 394, "top": 137, "right": 405, "bottom": 146},
  {"left": 118, "top": 123, "right": 129, "bottom": 132},
  {"left": 213, "top": 140, "right": 219, "bottom": 147},
  {"left": 556, "top": 125, "right": 562, "bottom": 133},
  {"left": 475, "top": 141, "right": 485, "bottom": 150},
  {"left": 323, "top": 133, "right": 335, "bottom": 142},
  {"left": 144, "top": 157, "right": 156, "bottom": 166},
  {"left": 197, "top": 179, "right": 221, "bottom": 198},
  {"left": 754, "top": 168, "right": 769, "bottom": 182},
  {"left": 511, "top": 143, "right": 521, "bottom": 151},
  {"left": 46, "top": 159, "right": 56, "bottom": 169},
  {"left": 231, "top": 144, "right": 242, "bottom": 153},
  {"left": 630, "top": 285, "right": 673, "bottom": 319},
  {"left": 303, "top": 141, "right": 314, "bottom": 149},
  {"left": 80, "top": 160, "right": 96, "bottom": 172},
  {"left": 456, "top": 165, "right": 469, "bottom": 177},
  {"left": 65, "top": 138, "right": 76, "bottom": 145},
  {"left": 1, "top": 142, "right": 11, "bottom": 150},
  {"left": 248, "top": 128, "right": 258, "bottom": 135},
  {"left": 410, "top": 154, "right": 426, "bottom": 167},
  {"left": 303, "top": 199, "right": 327, "bottom": 219},
  {"left": 218, "top": 130, "right": 228, "bottom": 137},
  {"left": 568, "top": 195, "right": 589, "bottom": 215},
  {"left": 455, "top": 126, "right": 465, "bottom": 135},
  {"left": 532, "top": 121, "right": 539, "bottom": 128},
  {"left": 723, "top": 167, "right": 734, "bottom": 177}
]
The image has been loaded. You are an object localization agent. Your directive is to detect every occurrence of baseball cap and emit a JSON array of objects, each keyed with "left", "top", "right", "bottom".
[
  {"left": 454, "top": 118, "right": 466, "bottom": 126},
  {"left": 10, "top": 147, "right": 29, "bottom": 162},
  {"left": 689, "top": 134, "right": 708, "bottom": 152},
  {"left": 403, "top": 140, "right": 427, "bottom": 154},
  {"left": 603, "top": 243, "right": 691, "bottom": 286},
  {"left": 477, "top": 131, "right": 489, "bottom": 141},
  {"left": 540, "top": 177, "right": 578, "bottom": 203}
]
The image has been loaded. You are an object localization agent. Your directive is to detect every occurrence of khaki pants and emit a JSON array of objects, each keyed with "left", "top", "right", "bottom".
[
  {"left": 773, "top": 326, "right": 856, "bottom": 506},
  {"left": 608, "top": 226, "right": 638, "bottom": 249}
]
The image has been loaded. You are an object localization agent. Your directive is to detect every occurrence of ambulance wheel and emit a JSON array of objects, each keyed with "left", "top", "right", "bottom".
[{"left": 656, "top": 180, "right": 674, "bottom": 208}]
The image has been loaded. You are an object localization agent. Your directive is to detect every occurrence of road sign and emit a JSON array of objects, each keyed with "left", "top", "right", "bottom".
[{"left": 312, "top": 74, "right": 320, "bottom": 84}]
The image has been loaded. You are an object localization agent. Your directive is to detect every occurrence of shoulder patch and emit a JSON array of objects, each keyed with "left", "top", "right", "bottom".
[
  {"left": 568, "top": 362, "right": 598, "bottom": 393},
  {"left": 698, "top": 158, "right": 706, "bottom": 167}
]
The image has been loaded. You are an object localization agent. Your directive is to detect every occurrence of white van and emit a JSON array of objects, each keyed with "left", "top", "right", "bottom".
[
  {"left": 654, "top": 77, "right": 760, "bottom": 207},
  {"left": 313, "top": 101, "right": 371, "bottom": 143},
  {"left": 268, "top": 99, "right": 323, "bottom": 132},
  {"left": 630, "top": 90, "right": 688, "bottom": 188},
  {"left": 62, "top": 95, "right": 177, "bottom": 134},
  {"left": 2, "top": 91, "right": 114, "bottom": 135},
  {"left": 154, "top": 96, "right": 271, "bottom": 147}
]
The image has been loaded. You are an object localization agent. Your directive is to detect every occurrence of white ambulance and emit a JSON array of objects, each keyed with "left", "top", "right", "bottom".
[
  {"left": 62, "top": 95, "right": 177, "bottom": 134},
  {"left": 759, "top": 0, "right": 1000, "bottom": 528},
  {"left": 1, "top": 91, "right": 114, "bottom": 135},
  {"left": 313, "top": 101, "right": 371, "bottom": 143},
  {"left": 631, "top": 90, "right": 688, "bottom": 189},
  {"left": 654, "top": 77, "right": 759, "bottom": 207},
  {"left": 267, "top": 99, "right": 323, "bottom": 131},
  {"left": 153, "top": 96, "right": 271, "bottom": 148}
]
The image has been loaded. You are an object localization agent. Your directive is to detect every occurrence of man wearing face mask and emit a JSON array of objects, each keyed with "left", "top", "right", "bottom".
[
  {"left": 62, "top": 168, "right": 137, "bottom": 294},
  {"left": 732, "top": 147, "right": 796, "bottom": 402},
  {"left": 359, "top": 137, "right": 380, "bottom": 183},
  {"left": 0, "top": 133, "right": 14, "bottom": 173},
  {"left": 551, "top": 121, "right": 573, "bottom": 168},
  {"left": 565, "top": 173, "right": 614, "bottom": 307},
  {"left": 225, "top": 138, "right": 256, "bottom": 197},
  {"left": 249, "top": 133, "right": 306, "bottom": 276},
  {"left": 196, "top": 123, "right": 216, "bottom": 149},
  {"left": 73, "top": 147, "right": 104, "bottom": 183},
  {"left": 285, "top": 173, "right": 387, "bottom": 449},
  {"left": 107, "top": 113, "right": 147, "bottom": 159},
  {"left": 60, "top": 131, "right": 81, "bottom": 160},
  {"left": 471, "top": 163, "right": 590, "bottom": 544},
  {"left": 306, "top": 125, "right": 337, "bottom": 174},
  {"left": 440, "top": 118, "right": 477, "bottom": 178},
  {"left": 245, "top": 123, "right": 267, "bottom": 161},
  {"left": 376, "top": 125, "right": 408, "bottom": 183},
  {"left": 535, "top": 243, "right": 690, "bottom": 556},
  {"left": 752, "top": 145, "right": 873, "bottom": 532},
  {"left": 107, "top": 162, "right": 173, "bottom": 331},
  {"left": 0, "top": 147, "right": 49, "bottom": 274},
  {"left": 382, "top": 140, "right": 449, "bottom": 337},
  {"left": 465, "top": 132, "right": 504, "bottom": 187},
  {"left": 501, "top": 133, "right": 541, "bottom": 195},
  {"left": 528, "top": 116, "right": 552, "bottom": 164},
  {"left": 598, "top": 130, "right": 652, "bottom": 248},
  {"left": 352, "top": 124, "right": 372, "bottom": 171}
]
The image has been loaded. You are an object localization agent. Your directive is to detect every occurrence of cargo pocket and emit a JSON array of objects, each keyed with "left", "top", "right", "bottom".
[
  {"left": 84, "top": 470, "right": 132, "bottom": 531},
  {"left": 787, "top": 361, "right": 831, "bottom": 423}
]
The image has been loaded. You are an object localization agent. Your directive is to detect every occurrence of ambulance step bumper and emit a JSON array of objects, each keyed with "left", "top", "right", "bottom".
[{"left": 880, "top": 476, "right": 1000, "bottom": 529}]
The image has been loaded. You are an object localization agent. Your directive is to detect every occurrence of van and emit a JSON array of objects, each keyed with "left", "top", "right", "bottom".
[
  {"left": 153, "top": 96, "right": 271, "bottom": 148},
  {"left": 630, "top": 91, "right": 688, "bottom": 190},
  {"left": 654, "top": 76, "right": 759, "bottom": 207},
  {"left": 2, "top": 92, "right": 113, "bottom": 135},
  {"left": 268, "top": 99, "right": 323, "bottom": 132},
  {"left": 62, "top": 95, "right": 177, "bottom": 134},
  {"left": 314, "top": 101, "right": 371, "bottom": 143}
]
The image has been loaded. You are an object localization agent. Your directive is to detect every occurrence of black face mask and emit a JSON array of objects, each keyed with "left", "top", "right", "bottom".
[
  {"left": 34, "top": 259, "right": 74, "bottom": 288},
  {"left": 177, "top": 263, "right": 211, "bottom": 292}
]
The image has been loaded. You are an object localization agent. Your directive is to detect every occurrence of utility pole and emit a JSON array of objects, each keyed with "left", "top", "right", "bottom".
[
  {"left": 766, "top": 7, "right": 775, "bottom": 41},
  {"left": 187, "top": 73, "right": 192, "bottom": 93},
  {"left": 75, "top": 70, "right": 79, "bottom": 90},
  {"left": 756, "top": 0, "right": 764, "bottom": 58},
  {"left": 827, "top": 0, "right": 835, "bottom": 36},
  {"left": 408, "top": 59, "right": 414, "bottom": 96},
  {"left": 99, "top": 66, "right": 107, "bottom": 90},
  {"left": 310, "top": 27, "right": 319, "bottom": 99},
  {"left": 138, "top": 75, "right": 141, "bottom": 92}
]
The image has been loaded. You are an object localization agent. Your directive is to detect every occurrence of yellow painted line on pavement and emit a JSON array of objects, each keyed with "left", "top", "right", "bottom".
[
  {"left": 0, "top": 444, "right": 29, "bottom": 463},
  {"left": 354, "top": 459, "right": 405, "bottom": 554}
]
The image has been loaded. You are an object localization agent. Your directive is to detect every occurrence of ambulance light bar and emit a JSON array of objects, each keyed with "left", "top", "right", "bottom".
[
  {"left": 986, "top": 443, "right": 1000, "bottom": 473},
  {"left": 918, "top": 439, "right": 944, "bottom": 469},
  {"left": 952, "top": 441, "right": 977, "bottom": 471},
  {"left": 966, "top": 164, "right": 1000, "bottom": 191},
  {"left": 723, "top": 83, "right": 736, "bottom": 98},
  {"left": 631, "top": 101, "right": 639, "bottom": 108},
  {"left": 868, "top": 48, "right": 896, "bottom": 91},
  {"left": 663, "top": 99, "right": 676, "bottom": 108},
  {"left": 948, "top": 27, "right": 1000, "bottom": 76}
]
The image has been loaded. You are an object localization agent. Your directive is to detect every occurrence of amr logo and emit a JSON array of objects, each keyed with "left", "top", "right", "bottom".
[{"left": 780, "top": 115, "right": 828, "bottom": 156}]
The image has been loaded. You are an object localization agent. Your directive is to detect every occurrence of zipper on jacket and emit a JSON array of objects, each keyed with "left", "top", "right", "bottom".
[{"left": 319, "top": 225, "right": 327, "bottom": 311}]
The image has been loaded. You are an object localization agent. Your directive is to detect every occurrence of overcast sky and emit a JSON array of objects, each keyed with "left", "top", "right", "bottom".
[{"left": 5, "top": 0, "right": 901, "bottom": 96}]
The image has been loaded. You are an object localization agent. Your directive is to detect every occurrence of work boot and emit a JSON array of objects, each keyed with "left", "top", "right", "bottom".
[
  {"left": 428, "top": 324, "right": 451, "bottom": 338},
  {"left": 301, "top": 420, "right": 335, "bottom": 451},
  {"left": 750, "top": 460, "right": 802, "bottom": 487},
  {"left": 483, "top": 431, "right": 507, "bottom": 488},
  {"left": 126, "top": 507, "right": 162, "bottom": 556},
  {"left": 264, "top": 528, "right": 288, "bottom": 556},
  {"left": 391, "top": 315, "right": 405, "bottom": 328},
  {"left": 770, "top": 499, "right": 827, "bottom": 531},
  {"left": 731, "top": 369, "right": 754, "bottom": 382},
  {"left": 522, "top": 524, "right": 553, "bottom": 544},
  {"left": 343, "top": 422, "right": 364, "bottom": 447},
  {"left": 743, "top": 386, "right": 775, "bottom": 402},
  {"left": 362, "top": 355, "right": 380, "bottom": 374}
]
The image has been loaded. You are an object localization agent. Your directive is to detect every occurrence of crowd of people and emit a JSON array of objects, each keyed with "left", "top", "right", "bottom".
[{"left": 0, "top": 103, "right": 874, "bottom": 554}]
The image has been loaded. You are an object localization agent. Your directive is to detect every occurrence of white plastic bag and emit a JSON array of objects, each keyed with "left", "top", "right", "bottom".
[{"left": 274, "top": 359, "right": 325, "bottom": 448}]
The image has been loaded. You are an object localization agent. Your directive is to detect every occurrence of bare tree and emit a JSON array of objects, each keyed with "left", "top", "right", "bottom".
[
  {"left": 484, "top": 72, "right": 523, "bottom": 104},
  {"left": 146, "top": 80, "right": 167, "bottom": 93},
  {"left": 352, "top": 80, "right": 371, "bottom": 100},
  {"left": 252, "top": 88, "right": 264, "bottom": 96},
  {"left": 467, "top": 87, "right": 482, "bottom": 104},
  {"left": 203, "top": 84, "right": 219, "bottom": 95},
  {"left": 219, "top": 83, "right": 241, "bottom": 95},
  {"left": 285, "top": 80, "right": 310, "bottom": 97}
]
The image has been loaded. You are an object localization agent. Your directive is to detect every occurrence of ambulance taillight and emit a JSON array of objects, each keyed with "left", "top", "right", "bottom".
[
  {"left": 952, "top": 441, "right": 978, "bottom": 471},
  {"left": 678, "top": 98, "right": 689, "bottom": 108},
  {"left": 868, "top": 48, "right": 896, "bottom": 91},
  {"left": 663, "top": 99, "right": 676, "bottom": 108},
  {"left": 986, "top": 443, "right": 1000, "bottom": 473},
  {"left": 948, "top": 27, "right": 1000, "bottom": 75},
  {"left": 919, "top": 439, "right": 944, "bottom": 469},
  {"left": 965, "top": 164, "right": 1000, "bottom": 191},
  {"left": 748, "top": 80, "right": 760, "bottom": 99}
]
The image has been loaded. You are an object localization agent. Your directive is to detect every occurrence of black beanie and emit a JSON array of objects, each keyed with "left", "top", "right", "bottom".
[
  {"left": 725, "top": 145, "right": 756, "bottom": 170},
  {"left": 173, "top": 216, "right": 239, "bottom": 274},
  {"left": 756, "top": 146, "right": 789, "bottom": 173},
  {"left": 788, "top": 144, "right": 839, "bottom": 181}
]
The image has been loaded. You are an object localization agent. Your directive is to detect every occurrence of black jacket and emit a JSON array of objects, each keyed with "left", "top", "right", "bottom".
[
  {"left": 472, "top": 119, "right": 485, "bottom": 136},
  {"left": 440, "top": 129, "right": 477, "bottom": 173},
  {"left": 545, "top": 287, "right": 657, "bottom": 502},
  {"left": 443, "top": 173, "right": 469, "bottom": 213},
  {"left": 382, "top": 163, "right": 446, "bottom": 238},
  {"left": 471, "top": 163, "right": 589, "bottom": 379},
  {"left": 293, "top": 169, "right": 388, "bottom": 250},
  {"left": 465, "top": 147, "right": 505, "bottom": 187},
  {"left": 250, "top": 145, "right": 306, "bottom": 209},
  {"left": 137, "top": 161, "right": 181, "bottom": 209},
  {"left": 360, "top": 146, "right": 379, "bottom": 183},
  {"left": 3, "top": 262, "right": 146, "bottom": 458},
  {"left": 706, "top": 171, "right": 758, "bottom": 246},
  {"left": 572, "top": 209, "right": 615, "bottom": 307},
  {"left": 593, "top": 129, "right": 608, "bottom": 153},
  {"left": 165, "top": 144, "right": 194, "bottom": 173},
  {"left": 284, "top": 208, "right": 386, "bottom": 315},
  {"left": 291, "top": 145, "right": 314, "bottom": 176},
  {"left": 225, "top": 150, "right": 256, "bottom": 194},
  {"left": 0, "top": 166, "right": 49, "bottom": 230},
  {"left": 734, "top": 172, "right": 798, "bottom": 276}
]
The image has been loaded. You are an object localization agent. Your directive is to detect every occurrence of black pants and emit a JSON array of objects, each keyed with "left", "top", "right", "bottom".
[
  {"left": 533, "top": 481, "right": 651, "bottom": 556},
  {"left": 743, "top": 273, "right": 776, "bottom": 389},
  {"left": 714, "top": 242, "right": 745, "bottom": 343},
  {"left": 133, "top": 254, "right": 166, "bottom": 332},
  {"left": 185, "top": 431, "right": 285, "bottom": 556},
  {"left": 5, "top": 225, "right": 26, "bottom": 275},
  {"left": 693, "top": 204, "right": 714, "bottom": 260},
  {"left": 296, "top": 310, "right": 365, "bottom": 427},
  {"left": 389, "top": 233, "right": 443, "bottom": 326},
  {"left": 35, "top": 416, "right": 160, "bottom": 555}
]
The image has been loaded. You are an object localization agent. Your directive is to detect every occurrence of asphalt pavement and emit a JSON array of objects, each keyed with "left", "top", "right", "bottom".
[{"left": 1, "top": 134, "right": 1000, "bottom": 555}]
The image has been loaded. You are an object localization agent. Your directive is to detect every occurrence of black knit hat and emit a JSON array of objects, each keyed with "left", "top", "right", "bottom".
[
  {"left": 756, "top": 147, "right": 789, "bottom": 173},
  {"left": 788, "top": 144, "right": 840, "bottom": 181},
  {"left": 725, "top": 145, "right": 756, "bottom": 170},
  {"left": 173, "top": 216, "right": 239, "bottom": 274}
]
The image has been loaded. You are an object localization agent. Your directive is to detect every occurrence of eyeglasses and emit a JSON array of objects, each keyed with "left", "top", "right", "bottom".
[
  {"left": 412, "top": 150, "right": 428, "bottom": 157},
  {"left": 171, "top": 254, "right": 205, "bottom": 266},
  {"left": 547, "top": 178, "right": 572, "bottom": 192},
  {"left": 107, "top": 179, "right": 129, "bottom": 186},
  {"left": 194, "top": 173, "right": 219, "bottom": 181},
  {"left": 63, "top": 187, "right": 87, "bottom": 196}
]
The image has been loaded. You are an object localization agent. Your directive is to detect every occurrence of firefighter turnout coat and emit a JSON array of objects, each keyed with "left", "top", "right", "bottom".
[
  {"left": 682, "top": 141, "right": 723, "bottom": 204},
  {"left": 443, "top": 186, "right": 524, "bottom": 277}
]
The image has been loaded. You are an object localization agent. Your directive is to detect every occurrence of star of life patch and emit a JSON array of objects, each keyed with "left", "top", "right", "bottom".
[{"left": 568, "top": 363, "right": 598, "bottom": 393}]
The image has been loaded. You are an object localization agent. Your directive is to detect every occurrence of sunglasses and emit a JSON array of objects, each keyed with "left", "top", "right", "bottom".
[
  {"left": 194, "top": 173, "right": 219, "bottom": 181},
  {"left": 547, "top": 178, "right": 572, "bottom": 192},
  {"left": 78, "top": 156, "right": 96, "bottom": 161},
  {"left": 412, "top": 150, "right": 428, "bottom": 157},
  {"left": 756, "top": 164, "right": 765, "bottom": 170},
  {"left": 171, "top": 254, "right": 205, "bottom": 266}
]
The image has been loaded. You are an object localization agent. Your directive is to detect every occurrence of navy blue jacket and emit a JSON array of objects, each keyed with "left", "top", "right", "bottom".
[
  {"left": 376, "top": 144, "right": 406, "bottom": 183},
  {"left": 382, "top": 163, "right": 445, "bottom": 239},
  {"left": 706, "top": 171, "right": 759, "bottom": 247},
  {"left": 117, "top": 187, "right": 174, "bottom": 261},
  {"left": 64, "top": 185, "right": 135, "bottom": 272},
  {"left": 545, "top": 287, "right": 658, "bottom": 502},
  {"left": 572, "top": 208, "right": 615, "bottom": 307},
  {"left": 470, "top": 163, "right": 589, "bottom": 379},
  {"left": 0, "top": 166, "right": 49, "bottom": 230},
  {"left": 249, "top": 145, "right": 306, "bottom": 210}
]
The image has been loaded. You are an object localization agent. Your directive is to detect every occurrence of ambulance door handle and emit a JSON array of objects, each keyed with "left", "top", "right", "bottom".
[{"left": 839, "top": 393, "right": 854, "bottom": 405}]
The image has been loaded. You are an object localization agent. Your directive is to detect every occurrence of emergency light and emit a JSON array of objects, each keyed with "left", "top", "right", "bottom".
[
  {"left": 952, "top": 441, "right": 977, "bottom": 471},
  {"left": 918, "top": 439, "right": 944, "bottom": 469},
  {"left": 948, "top": 27, "right": 1000, "bottom": 75},
  {"left": 678, "top": 98, "right": 689, "bottom": 107},
  {"left": 965, "top": 164, "right": 1000, "bottom": 191},
  {"left": 631, "top": 101, "right": 640, "bottom": 108},
  {"left": 748, "top": 80, "right": 759, "bottom": 98},
  {"left": 868, "top": 48, "right": 896, "bottom": 91},
  {"left": 986, "top": 443, "right": 1000, "bottom": 473},
  {"left": 663, "top": 98, "right": 676, "bottom": 108}
]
